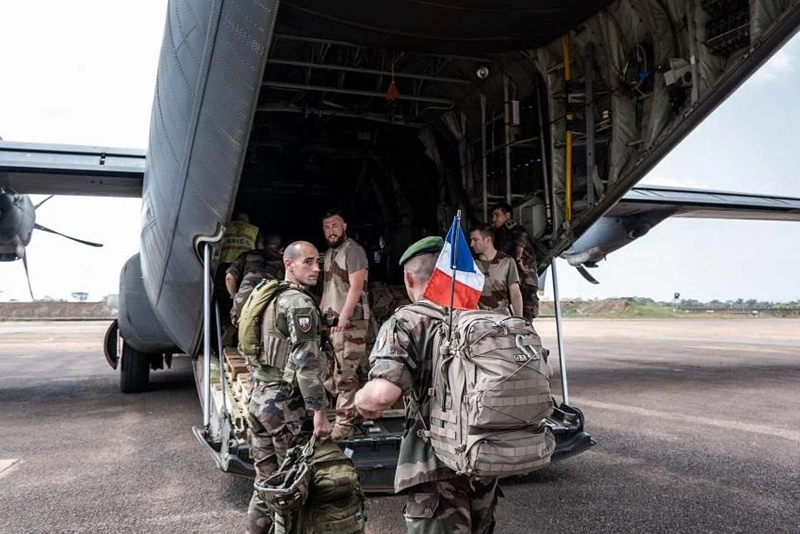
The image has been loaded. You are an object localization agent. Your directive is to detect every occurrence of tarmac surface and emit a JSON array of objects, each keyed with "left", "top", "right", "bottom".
[{"left": 0, "top": 318, "right": 798, "bottom": 533}]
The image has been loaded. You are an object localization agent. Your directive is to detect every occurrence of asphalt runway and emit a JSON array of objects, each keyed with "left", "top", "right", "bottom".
[{"left": 1, "top": 319, "right": 798, "bottom": 533}]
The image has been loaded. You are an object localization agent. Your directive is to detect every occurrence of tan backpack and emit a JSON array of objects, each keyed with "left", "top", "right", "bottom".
[{"left": 408, "top": 304, "right": 556, "bottom": 478}]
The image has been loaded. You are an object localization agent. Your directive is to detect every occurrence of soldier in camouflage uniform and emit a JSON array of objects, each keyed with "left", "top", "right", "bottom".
[
  {"left": 320, "top": 211, "right": 370, "bottom": 441},
  {"left": 245, "top": 241, "right": 332, "bottom": 534},
  {"left": 491, "top": 202, "right": 540, "bottom": 320},
  {"left": 355, "top": 236, "right": 500, "bottom": 534},
  {"left": 469, "top": 223, "right": 523, "bottom": 316},
  {"left": 226, "top": 233, "right": 285, "bottom": 326}
]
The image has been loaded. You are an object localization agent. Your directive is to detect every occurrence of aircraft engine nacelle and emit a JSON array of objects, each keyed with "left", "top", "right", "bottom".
[
  {"left": 562, "top": 211, "right": 675, "bottom": 266},
  {"left": 0, "top": 192, "right": 34, "bottom": 261},
  {"left": 117, "top": 253, "right": 178, "bottom": 354}
]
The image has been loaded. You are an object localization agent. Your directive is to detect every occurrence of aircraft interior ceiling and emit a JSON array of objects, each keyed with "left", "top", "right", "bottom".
[
  {"left": 236, "top": 0, "right": 798, "bottom": 272},
  {"left": 239, "top": 35, "right": 551, "bottom": 261},
  {"left": 277, "top": 0, "right": 617, "bottom": 54}
]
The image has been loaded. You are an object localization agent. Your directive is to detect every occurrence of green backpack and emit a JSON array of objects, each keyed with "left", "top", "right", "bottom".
[
  {"left": 260, "top": 437, "right": 366, "bottom": 534},
  {"left": 236, "top": 278, "right": 292, "bottom": 369},
  {"left": 298, "top": 440, "right": 366, "bottom": 534}
]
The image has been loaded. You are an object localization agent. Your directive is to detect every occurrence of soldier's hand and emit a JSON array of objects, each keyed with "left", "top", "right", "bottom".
[
  {"left": 333, "top": 311, "right": 352, "bottom": 332},
  {"left": 313, "top": 410, "right": 332, "bottom": 438}
]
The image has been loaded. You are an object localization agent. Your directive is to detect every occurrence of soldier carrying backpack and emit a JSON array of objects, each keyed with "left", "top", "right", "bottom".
[
  {"left": 237, "top": 241, "right": 333, "bottom": 534},
  {"left": 356, "top": 233, "right": 555, "bottom": 534}
]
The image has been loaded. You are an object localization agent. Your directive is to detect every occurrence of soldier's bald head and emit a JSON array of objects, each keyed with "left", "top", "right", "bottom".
[
  {"left": 284, "top": 241, "right": 320, "bottom": 287},
  {"left": 284, "top": 241, "right": 317, "bottom": 262}
]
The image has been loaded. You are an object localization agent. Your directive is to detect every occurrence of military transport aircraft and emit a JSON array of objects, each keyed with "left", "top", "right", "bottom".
[{"left": 3, "top": 0, "right": 800, "bottom": 490}]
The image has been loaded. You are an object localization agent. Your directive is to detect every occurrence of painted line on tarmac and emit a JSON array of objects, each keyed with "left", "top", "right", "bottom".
[
  {"left": 573, "top": 398, "right": 800, "bottom": 443},
  {"left": 0, "top": 459, "right": 20, "bottom": 479}
]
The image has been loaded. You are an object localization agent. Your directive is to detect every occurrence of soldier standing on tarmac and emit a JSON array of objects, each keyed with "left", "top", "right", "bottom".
[
  {"left": 355, "top": 236, "right": 500, "bottom": 534},
  {"left": 491, "top": 202, "right": 540, "bottom": 320},
  {"left": 320, "top": 210, "right": 370, "bottom": 441},
  {"left": 245, "top": 241, "right": 331, "bottom": 534}
]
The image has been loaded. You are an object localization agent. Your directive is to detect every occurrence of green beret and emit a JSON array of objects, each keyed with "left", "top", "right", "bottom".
[{"left": 399, "top": 236, "right": 444, "bottom": 266}]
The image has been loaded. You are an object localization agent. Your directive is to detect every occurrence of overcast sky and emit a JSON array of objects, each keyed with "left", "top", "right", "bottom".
[{"left": 1, "top": 2, "right": 798, "bottom": 303}]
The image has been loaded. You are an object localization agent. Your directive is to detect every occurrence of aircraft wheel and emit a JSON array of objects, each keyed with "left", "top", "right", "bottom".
[{"left": 120, "top": 341, "right": 150, "bottom": 393}]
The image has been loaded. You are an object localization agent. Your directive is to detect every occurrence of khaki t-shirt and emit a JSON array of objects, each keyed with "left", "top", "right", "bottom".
[{"left": 475, "top": 250, "right": 520, "bottom": 314}]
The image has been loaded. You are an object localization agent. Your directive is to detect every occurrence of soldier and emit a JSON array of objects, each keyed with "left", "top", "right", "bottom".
[
  {"left": 226, "top": 233, "right": 285, "bottom": 327},
  {"left": 320, "top": 210, "right": 370, "bottom": 441},
  {"left": 469, "top": 222, "right": 523, "bottom": 316},
  {"left": 245, "top": 241, "right": 332, "bottom": 534},
  {"left": 491, "top": 202, "right": 540, "bottom": 320},
  {"left": 215, "top": 213, "right": 260, "bottom": 345},
  {"left": 218, "top": 212, "right": 260, "bottom": 266},
  {"left": 355, "top": 236, "right": 500, "bottom": 534}
]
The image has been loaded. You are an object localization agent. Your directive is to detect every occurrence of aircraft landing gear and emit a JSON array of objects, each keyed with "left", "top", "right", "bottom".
[{"left": 120, "top": 341, "right": 150, "bottom": 393}]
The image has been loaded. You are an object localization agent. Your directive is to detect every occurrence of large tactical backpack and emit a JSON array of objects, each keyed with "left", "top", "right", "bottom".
[
  {"left": 408, "top": 304, "right": 556, "bottom": 478},
  {"left": 257, "top": 436, "right": 366, "bottom": 534},
  {"left": 298, "top": 440, "right": 366, "bottom": 534},
  {"left": 237, "top": 279, "right": 292, "bottom": 366}
]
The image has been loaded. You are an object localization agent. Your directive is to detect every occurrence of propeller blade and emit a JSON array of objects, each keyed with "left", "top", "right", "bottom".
[
  {"left": 33, "top": 195, "right": 55, "bottom": 210},
  {"left": 34, "top": 223, "right": 103, "bottom": 248},
  {"left": 576, "top": 265, "right": 600, "bottom": 285},
  {"left": 22, "top": 251, "right": 35, "bottom": 300}
]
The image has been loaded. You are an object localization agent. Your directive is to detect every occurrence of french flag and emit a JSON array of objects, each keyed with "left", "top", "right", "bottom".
[{"left": 423, "top": 218, "right": 485, "bottom": 310}]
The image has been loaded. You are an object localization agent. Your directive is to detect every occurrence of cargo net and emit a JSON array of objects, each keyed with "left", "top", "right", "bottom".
[{"left": 701, "top": 0, "right": 751, "bottom": 56}]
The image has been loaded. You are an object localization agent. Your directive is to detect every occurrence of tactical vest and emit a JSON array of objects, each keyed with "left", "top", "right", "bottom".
[
  {"left": 258, "top": 294, "right": 293, "bottom": 383},
  {"left": 320, "top": 238, "right": 370, "bottom": 323},
  {"left": 238, "top": 280, "right": 309, "bottom": 383}
]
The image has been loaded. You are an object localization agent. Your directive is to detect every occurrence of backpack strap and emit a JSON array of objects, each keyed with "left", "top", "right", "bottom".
[{"left": 395, "top": 301, "right": 450, "bottom": 443}]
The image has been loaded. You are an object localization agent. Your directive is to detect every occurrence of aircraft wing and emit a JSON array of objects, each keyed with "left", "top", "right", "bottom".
[
  {"left": 609, "top": 185, "right": 800, "bottom": 222},
  {"left": 563, "top": 185, "right": 800, "bottom": 279},
  {"left": 0, "top": 141, "right": 145, "bottom": 198}
]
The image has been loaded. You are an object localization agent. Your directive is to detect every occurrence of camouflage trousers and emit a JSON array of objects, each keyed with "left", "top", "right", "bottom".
[
  {"left": 246, "top": 381, "right": 312, "bottom": 534},
  {"left": 520, "top": 284, "right": 540, "bottom": 321},
  {"left": 325, "top": 320, "right": 368, "bottom": 435},
  {"left": 404, "top": 477, "right": 500, "bottom": 534}
]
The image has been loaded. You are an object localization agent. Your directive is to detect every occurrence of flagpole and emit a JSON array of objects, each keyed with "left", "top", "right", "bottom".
[{"left": 447, "top": 210, "right": 461, "bottom": 341}]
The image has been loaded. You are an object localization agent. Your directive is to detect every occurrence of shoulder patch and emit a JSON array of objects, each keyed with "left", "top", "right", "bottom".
[
  {"left": 374, "top": 327, "right": 389, "bottom": 352},
  {"left": 296, "top": 314, "right": 312, "bottom": 333}
]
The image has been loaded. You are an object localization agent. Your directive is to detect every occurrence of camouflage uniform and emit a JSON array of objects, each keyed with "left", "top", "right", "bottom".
[
  {"left": 246, "top": 287, "right": 328, "bottom": 534},
  {"left": 494, "top": 220, "right": 539, "bottom": 320},
  {"left": 227, "top": 249, "right": 285, "bottom": 325},
  {"left": 369, "top": 302, "right": 500, "bottom": 534},
  {"left": 321, "top": 237, "right": 370, "bottom": 435},
  {"left": 475, "top": 251, "right": 520, "bottom": 315}
]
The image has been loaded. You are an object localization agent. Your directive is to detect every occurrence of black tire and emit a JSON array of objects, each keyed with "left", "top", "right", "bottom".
[{"left": 120, "top": 342, "right": 150, "bottom": 393}]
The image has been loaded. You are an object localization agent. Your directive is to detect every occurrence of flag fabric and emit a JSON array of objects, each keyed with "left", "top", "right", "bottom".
[{"left": 423, "top": 218, "right": 485, "bottom": 310}]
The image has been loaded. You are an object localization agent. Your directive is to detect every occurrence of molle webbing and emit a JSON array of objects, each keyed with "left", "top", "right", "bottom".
[
  {"left": 425, "top": 310, "right": 556, "bottom": 478},
  {"left": 259, "top": 297, "right": 292, "bottom": 374},
  {"left": 237, "top": 280, "right": 294, "bottom": 382}
]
